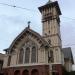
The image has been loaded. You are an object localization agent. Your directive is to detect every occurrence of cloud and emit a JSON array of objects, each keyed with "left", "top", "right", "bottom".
[
  {"left": 0, "top": 15, "right": 25, "bottom": 25},
  {"left": 61, "top": 20, "right": 75, "bottom": 45},
  {"left": 0, "top": 14, "right": 26, "bottom": 51}
]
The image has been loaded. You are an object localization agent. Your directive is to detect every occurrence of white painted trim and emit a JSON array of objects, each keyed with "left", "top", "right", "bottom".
[
  {"left": 51, "top": 63, "right": 62, "bottom": 65},
  {"left": 3, "top": 63, "right": 62, "bottom": 68},
  {"left": 3, "top": 63, "right": 48, "bottom": 68}
]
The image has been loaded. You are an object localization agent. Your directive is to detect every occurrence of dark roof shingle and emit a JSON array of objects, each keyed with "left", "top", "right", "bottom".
[{"left": 62, "top": 47, "right": 74, "bottom": 64}]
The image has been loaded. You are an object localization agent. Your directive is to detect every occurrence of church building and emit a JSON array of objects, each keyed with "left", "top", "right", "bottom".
[{"left": 2, "top": 0, "right": 74, "bottom": 75}]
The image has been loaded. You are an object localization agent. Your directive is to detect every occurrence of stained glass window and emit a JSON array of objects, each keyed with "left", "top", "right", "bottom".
[
  {"left": 25, "top": 47, "right": 30, "bottom": 63},
  {"left": 31, "top": 47, "right": 36, "bottom": 63},
  {"left": 19, "top": 48, "right": 24, "bottom": 64}
]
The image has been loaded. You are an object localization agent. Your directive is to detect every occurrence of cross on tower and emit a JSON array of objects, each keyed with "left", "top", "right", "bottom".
[
  {"left": 27, "top": 21, "right": 31, "bottom": 28},
  {"left": 48, "top": 0, "right": 52, "bottom": 3},
  {"left": 49, "top": 0, "right": 51, "bottom": 2}
]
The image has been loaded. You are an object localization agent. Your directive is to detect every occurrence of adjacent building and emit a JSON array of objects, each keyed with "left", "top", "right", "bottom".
[
  {"left": 62, "top": 47, "right": 74, "bottom": 72},
  {"left": 0, "top": 53, "right": 5, "bottom": 72}
]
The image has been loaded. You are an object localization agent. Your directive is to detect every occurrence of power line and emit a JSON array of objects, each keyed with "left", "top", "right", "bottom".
[
  {"left": 61, "top": 16, "right": 75, "bottom": 21},
  {"left": 0, "top": 2, "right": 37, "bottom": 12},
  {"left": 63, "top": 44, "right": 75, "bottom": 46},
  {"left": 0, "top": 2, "right": 75, "bottom": 21},
  {"left": 0, "top": 2, "right": 13, "bottom": 7},
  {"left": 0, "top": 2, "right": 75, "bottom": 49}
]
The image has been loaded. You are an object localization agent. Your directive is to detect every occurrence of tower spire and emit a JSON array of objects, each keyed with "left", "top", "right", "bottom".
[{"left": 38, "top": 0, "right": 62, "bottom": 64}]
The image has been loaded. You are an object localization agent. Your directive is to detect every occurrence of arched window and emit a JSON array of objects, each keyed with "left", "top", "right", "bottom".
[
  {"left": 18, "top": 40, "right": 38, "bottom": 64},
  {"left": 31, "top": 47, "right": 37, "bottom": 63},
  {"left": 14, "top": 70, "right": 20, "bottom": 75},
  {"left": 5, "top": 72, "right": 8, "bottom": 75},
  {"left": 19, "top": 48, "right": 24, "bottom": 64},
  {"left": 50, "top": 50, "right": 54, "bottom": 62},
  {"left": 7, "top": 56, "right": 11, "bottom": 66},
  {"left": 25, "top": 47, "right": 30, "bottom": 63}
]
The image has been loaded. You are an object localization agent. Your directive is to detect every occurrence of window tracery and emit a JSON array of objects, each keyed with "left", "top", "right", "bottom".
[{"left": 19, "top": 40, "right": 38, "bottom": 64}]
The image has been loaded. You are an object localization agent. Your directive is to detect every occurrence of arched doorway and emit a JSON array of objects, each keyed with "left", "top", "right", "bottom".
[
  {"left": 6, "top": 72, "right": 8, "bottom": 75},
  {"left": 52, "top": 72, "right": 59, "bottom": 75},
  {"left": 4, "top": 72, "right": 8, "bottom": 75},
  {"left": 14, "top": 70, "right": 20, "bottom": 75},
  {"left": 31, "top": 69, "right": 39, "bottom": 75},
  {"left": 22, "top": 70, "right": 29, "bottom": 75}
]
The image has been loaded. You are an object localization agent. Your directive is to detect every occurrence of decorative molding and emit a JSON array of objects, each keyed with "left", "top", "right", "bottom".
[{"left": 3, "top": 63, "right": 62, "bottom": 68}]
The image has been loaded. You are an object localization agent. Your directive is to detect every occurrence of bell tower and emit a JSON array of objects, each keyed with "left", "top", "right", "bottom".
[{"left": 38, "top": 0, "right": 63, "bottom": 64}]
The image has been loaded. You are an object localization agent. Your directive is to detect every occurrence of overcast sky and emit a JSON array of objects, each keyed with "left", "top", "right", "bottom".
[{"left": 0, "top": 0, "right": 75, "bottom": 69}]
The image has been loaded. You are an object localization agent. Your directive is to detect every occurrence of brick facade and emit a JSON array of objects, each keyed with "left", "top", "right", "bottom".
[
  {"left": 2, "top": 64, "right": 63, "bottom": 75},
  {"left": 3, "top": 65, "right": 49, "bottom": 75},
  {"left": 52, "top": 64, "right": 63, "bottom": 75}
]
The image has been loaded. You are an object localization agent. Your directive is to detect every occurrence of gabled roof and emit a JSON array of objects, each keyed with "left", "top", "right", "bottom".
[
  {"left": 62, "top": 47, "right": 74, "bottom": 64},
  {"left": 4, "top": 27, "right": 49, "bottom": 52}
]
